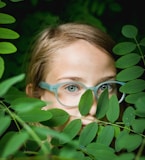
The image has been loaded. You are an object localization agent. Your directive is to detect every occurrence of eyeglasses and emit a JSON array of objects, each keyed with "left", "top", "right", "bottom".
[{"left": 39, "top": 80, "right": 125, "bottom": 107}]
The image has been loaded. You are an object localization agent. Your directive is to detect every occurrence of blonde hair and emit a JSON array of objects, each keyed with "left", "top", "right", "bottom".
[{"left": 26, "top": 22, "right": 115, "bottom": 97}]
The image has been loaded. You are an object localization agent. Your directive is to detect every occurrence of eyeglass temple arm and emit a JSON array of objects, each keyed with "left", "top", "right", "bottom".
[{"left": 39, "top": 81, "right": 56, "bottom": 92}]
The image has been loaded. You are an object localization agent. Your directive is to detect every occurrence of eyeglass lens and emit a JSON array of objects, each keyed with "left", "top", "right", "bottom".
[{"left": 56, "top": 82, "right": 124, "bottom": 107}]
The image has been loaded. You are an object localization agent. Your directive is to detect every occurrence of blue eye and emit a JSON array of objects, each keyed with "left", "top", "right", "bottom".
[
  {"left": 100, "top": 84, "right": 112, "bottom": 91},
  {"left": 65, "top": 85, "right": 79, "bottom": 92},
  {"left": 97, "top": 83, "right": 116, "bottom": 96}
]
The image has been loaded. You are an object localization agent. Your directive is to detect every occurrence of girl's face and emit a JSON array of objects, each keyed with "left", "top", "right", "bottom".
[{"left": 40, "top": 40, "right": 116, "bottom": 126}]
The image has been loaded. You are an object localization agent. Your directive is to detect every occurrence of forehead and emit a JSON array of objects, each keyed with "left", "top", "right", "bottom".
[
  {"left": 53, "top": 39, "right": 113, "bottom": 63},
  {"left": 45, "top": 40, "right": 116, "bottom": 84}
]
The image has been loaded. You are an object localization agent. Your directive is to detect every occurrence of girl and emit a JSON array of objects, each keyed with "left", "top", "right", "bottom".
[{"left": 25, "top": 22, "right": 125, "bottom": 127}]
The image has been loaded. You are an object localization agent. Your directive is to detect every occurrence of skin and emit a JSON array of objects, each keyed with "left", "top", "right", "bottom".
[{"left": 37, "top": 39, "right": 116, "bottom": 126}]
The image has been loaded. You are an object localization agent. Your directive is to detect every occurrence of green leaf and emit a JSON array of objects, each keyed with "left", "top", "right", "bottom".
[
  {"left": 139, "top": 157, "right": 145, "bottom": 160},
  {"left": 11, "top": 97, "right": 46, "bottom": 112},
  {"left": 140, "top": 37, "right": 145, "bottom": 47},
  {"left": 96, "top": 89, "right": 109, "bottom": 119},
  {"left": 3, "top": 87, "right": 27, "bottom": 103},
  {"left": 0, "top": 116, "right": 11, "bottom": 136},
  {"left": 32, "top": 126, "right": 50, "bottom": 140},
  {"left": 79, "top": 89, "right": 93, "bottom": 116},
  {"left": 113, "top": 42, "right": 136, "bottom": 55},
  {"left": 120, "top": 79, "right": 145, "bottom": 93},
  {"left": 60, "top": 119, "right": 82, "bottom": 144},
  {"left": 125, "top": 92, "right": 145, "bottom": 104},
  {"left": 122, "top": 25, "right": 138, "bottom": 38},
  {"left": 30, "top": 0, "right": 39, "bottom": 6},
  {"left": 124, "top": 135, "right": 142, "bottom": 152},
  {"left": 115, "top": 131, "right": 142, "bottom": 152},
  {"left": 132, "top": 118, "right": 145, "bottom": 133},
  {"left": 87, "top": 142, "right": 115, "bottom": 153},
  {"left": 109, "top": 3, "right": 122, "bottom": 12},
  {"left": 0, "top": 56, "right": 4, "bottom": 78},
  {"left": 135, "top": 96, "right": 145, "bottom": 117},
  {"left": 0, "top": 28, "right": 20, "bottom": 39},
  {"left": 86, "top": 142, "right": 116, "bottom": 160},
  {"left": 58, "top": 147, "right": 82, "bottom": 158},
  {"left": 0, "top": 1, "right": 6, "bottom": 8},
  {"left": 0, "top": 132, "right": 15, "bottom": 156},
  {"left": 2, "top": 131, "right": 29, "bottom": 158},
  {"left": 106, "top": 95, "right": 120, "bottom": 123},
  {"left": 113, "top": 126, "right": 120, "bottom": 138},
  {"left": 58, "top": 146, "right": 84, "bottom": 160},
  {"left": 10, "top": 0, "right": 24, "bottom": 2},
  {"left": 116, "top": 66, "right": 144, "bottom": 81},
  {"left": 33, "top": 126, "right": 71, "bottom": 143},
  {"left": 51, "top": 119, "right": 82, "bottom": 145},
  {"left": 11, "top": 97, "right": 52, "bottom": 122},
  {"left": 115, "top": 53, "right": 141, "bottom": 69},
  {"left": 19, "top": 107, "right": 52, "bottom": 122},
  {"left": 0, "top": 73, "right": 25, "bottom": 97},
  {"left": 122, "top": 106, "right": 135, "bottom": 127},
  {"left": 113, "top": 153, "right": 135, "bottom": 160},
  {"left": 24, "top": 139, "right": 40, "bottom": 153},
  {"left": 96, "top": 126, "right": 114, "bottom": 146},
  {"left": 42, "top": 108, "right": 69, "bottom": 127},
  {"left": 96, "top": 2, "right": 105, "bottom": 16},
  {"left": 0, "top": 42, "right": 17, "bottom": 54},
  {"left": 79, "top": 122, "right": 98, "bottom": 146},
  {"left": 0, "top": 13, "right": 16, "bottom": 24}
]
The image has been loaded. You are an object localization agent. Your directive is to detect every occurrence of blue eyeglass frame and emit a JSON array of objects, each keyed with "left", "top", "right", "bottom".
[{"left": 39, "top": 80, "right": 126, "bottom": 106}]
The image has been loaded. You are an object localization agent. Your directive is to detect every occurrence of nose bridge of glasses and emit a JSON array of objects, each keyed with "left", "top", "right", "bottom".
[
  {"left": 86, "top": 86, "right": 98, "bottom": 100},
  {"left": 87, "top": 85, "right": 99, "bottom": 94}
]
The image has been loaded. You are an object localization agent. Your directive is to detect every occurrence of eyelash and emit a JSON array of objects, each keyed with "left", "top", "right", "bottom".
[
  {"left": 98, "top": 83, "right": 116, "bottom": 94},
  {"left": 65, "top": 84, "right": 79, "bottom": 92}
]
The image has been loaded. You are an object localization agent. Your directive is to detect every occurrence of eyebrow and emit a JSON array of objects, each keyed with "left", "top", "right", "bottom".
[
  {"left": 57, "top": 76, "right": 84, "bottom": 82},
  {"left": 97, "top": 76, "right": 116, "bottom": 84},
  {"left": 57, "top": 75, "right": 116, "bottom": 84}
]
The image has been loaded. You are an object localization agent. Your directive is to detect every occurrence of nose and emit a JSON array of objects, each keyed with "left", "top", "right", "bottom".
[{"left": 80, "top": 98, "right": 97, "bottom": 126}]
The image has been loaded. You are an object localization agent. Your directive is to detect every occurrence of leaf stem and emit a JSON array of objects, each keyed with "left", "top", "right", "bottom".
[
  {"left": 0, "top": 101, "right": 21, "bottom": 132},
  {"left": 135, "top": 138, "right": 145, "bottom": 160},
  {"left": 95, "top": 119, "right": 145, "bottom": 138},
  {"left": 134, "top": 37, "right": 145, "bottom": 66},
  {"left": 4, "top": 104, "right": 49, "bottom": 156}
]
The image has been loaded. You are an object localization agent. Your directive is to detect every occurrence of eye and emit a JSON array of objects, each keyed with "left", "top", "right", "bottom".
[
  {"left": 65, "top": 84, "right": 80, "bottom": 93},
  {"left": 98, "top": 83, "right": 116, "bottom": 94},
  {"left": 100, "top": 84, "right": 112, "bottom": 90}
]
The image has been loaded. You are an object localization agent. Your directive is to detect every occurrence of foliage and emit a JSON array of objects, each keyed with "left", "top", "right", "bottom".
[
  {"left": 1, "top": 0, "right": 123, "bottom": 81},
  {"left": 0, "top": 1, "right": 145, "bottom": 160},
  {"left": 0, "top": 0, "right": 19, "bottom": 79}
]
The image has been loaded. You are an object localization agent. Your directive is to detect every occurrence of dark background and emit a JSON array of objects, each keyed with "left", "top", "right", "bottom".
[
  {"left": 3, "top": 0, "right": 144, "bottom": 37},
  {"left": 1, "top": 0, "right": 145, "bottom": 88}
]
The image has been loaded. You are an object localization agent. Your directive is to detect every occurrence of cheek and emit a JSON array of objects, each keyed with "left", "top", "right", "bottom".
[
  {"left": 40, "top": 91, "right": 54, "bottom": 102},
  {"left": 41, "top": 91, "right": 81, "bottom": 116},
  {"left": 40, "top": 91, "right": 75, "bottom": 110},
  {"left": 65, "top": 107, "right": 81, "bottom": 117},
  {"left": 40, "top": 91, "right": 60, "bottom": 109}
]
